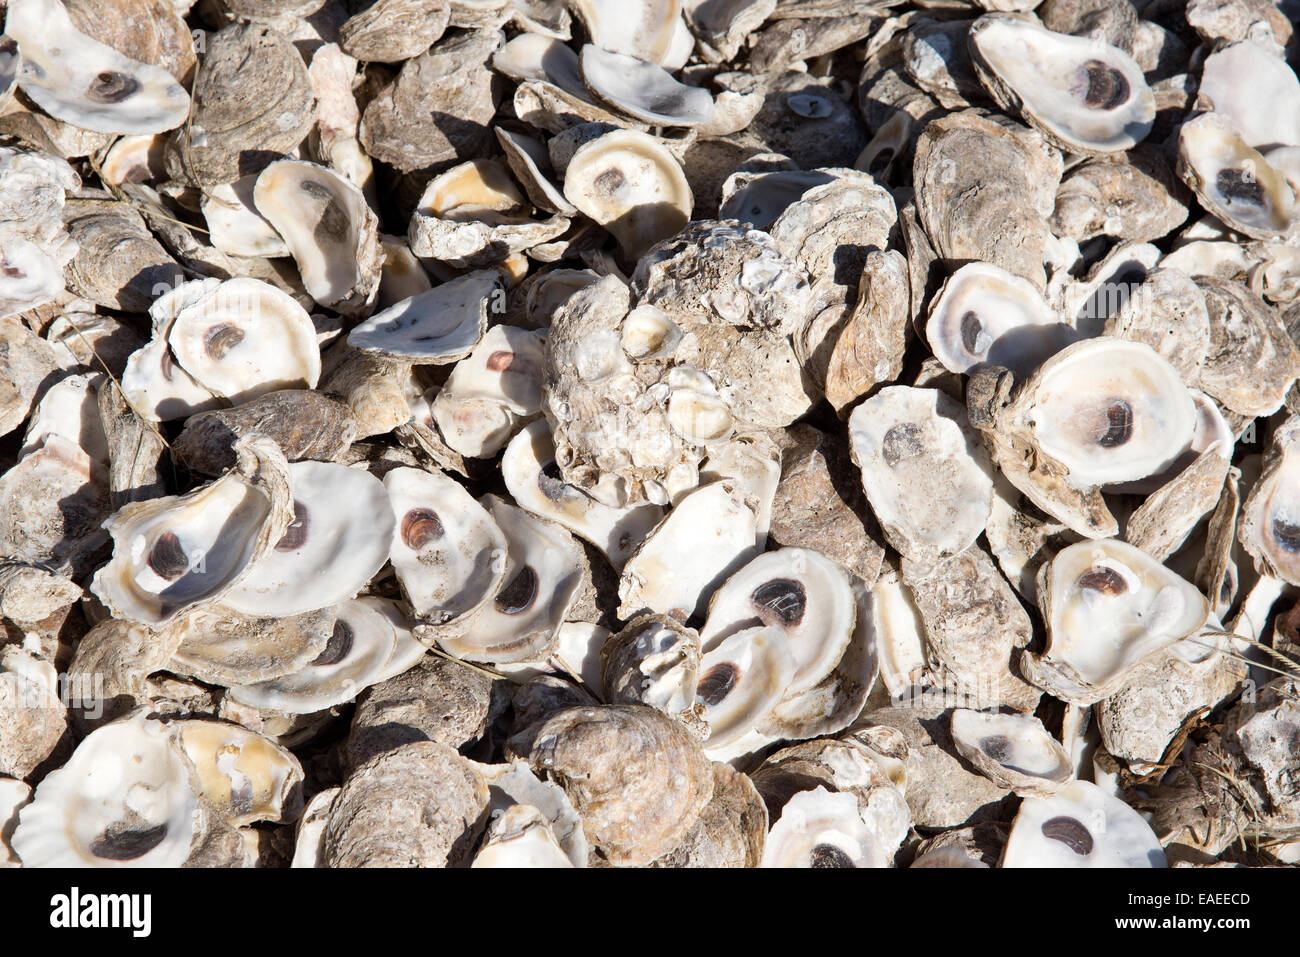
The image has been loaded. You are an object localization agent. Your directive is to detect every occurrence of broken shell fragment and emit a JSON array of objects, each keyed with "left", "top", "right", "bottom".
[
  {"left": 472, "top": 804, "right": 573, "bottom": 867},
  {"left": 600, "top": 613, "right": 702, "bottom": 725},
  {"left": 171, "top": 719, "right": 303, "bottom": 827}
]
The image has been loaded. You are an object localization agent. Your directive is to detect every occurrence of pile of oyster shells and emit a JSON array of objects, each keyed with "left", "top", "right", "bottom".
[{"left": 2, "top": 0, "right": 1300, "bottom": 870}]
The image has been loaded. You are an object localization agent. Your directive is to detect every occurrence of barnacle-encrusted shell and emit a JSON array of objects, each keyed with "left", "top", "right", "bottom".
[
  {"left": 600, "top": 613, "right": 702, "bottom": 726},
  {"left": 528, "top": 705, "right": 714, "bottom": 866},
  {"left": 322, "top": 741, "right": 489, "bottom": 868}
]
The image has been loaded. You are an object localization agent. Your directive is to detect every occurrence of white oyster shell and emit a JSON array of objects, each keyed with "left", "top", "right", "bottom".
[
  {"left": 1002, "top": 780, "right": 1165, "bottom": 867},
  {"left": 6, "top": 0, "right": 190, "bottom": 135},
  {"left": 383, "top": 466, "right": 507, "bottom": 623},
  {"left": 10, "top": 712, "right": 199, "bottom": 867},
  {"left": 222, "top": 461, "right": 396, "bottom": 617},
  {"left": 1027, "top": 538, "right": 1211, "bottom": 704},
  {"left": 849, "top": 385, "right": 993, "bottom": 564}
]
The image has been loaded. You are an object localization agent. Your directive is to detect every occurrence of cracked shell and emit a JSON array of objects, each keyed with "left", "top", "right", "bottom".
[
  {"left": 600, "top": 613, "right": 702, "bottom": 727},
  {"left": 529, "top": 704, "right": 713, "bottom": 867}
]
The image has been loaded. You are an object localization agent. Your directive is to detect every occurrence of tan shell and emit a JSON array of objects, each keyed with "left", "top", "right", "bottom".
[
  {"left": 339, "top": 0, "right": 450, "bottom": 63},
  {"left": 528, "top": 705, "right": 714, "bottom": 866},
  {"left": 322, "top": 741, "right": 490, "bottom": 867},
  {"left": 651, "top": 762, "right": 767, "bottom": 868},
  {"left": 343, "top": 655, "right": 493, "bottom": 773},
  {"left": 164, "top": 22, "right": 316, "bottom": 186},
  {"left": 0, "top": 647, "right": 67, "bottom": 779},
  {"left": 913, "top": 110, "right": 1062, "bottom": 290}
]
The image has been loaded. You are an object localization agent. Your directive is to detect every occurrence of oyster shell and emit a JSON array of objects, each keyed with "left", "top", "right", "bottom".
[
  {"left": 562, "top": 129, "right": 693, "bottom": 261},
  {"left": 7, "top": 0, "right": 190, "bottom": 135},
  {"left": 90, "top": 435, "right": 293, "bottom": 626},
  {"left": 221, "top": 461, "right": 395, "bottom": 617},
  {"left": 950, "top": 709, "right": 1072, "bottom": 796},
  {"left": 322, "top": 741, "right": 489, "bottom": 868},
  {"left": 348, "top": 270, "right": 500, "bottom": 364},
  {"left": 849, "top": 385, "right": 993, "bottom": 565},
  {"left": 10, "top": 711, "right": 199, "bottom": 867},
  {"left": 1025, "top": 538, "right": 1211, "bottom": 704},
  {"left": 1177, "top": 113, "right": 1298, "bottom": 241},
  {"left": 383, "top": 465, "right": 506, "bottom": 623},
  {"left": 1002, "top": 779, "right": 1165, "bottom": 867},
  {"left": 969, "top": 14, "right": 1155, "bottom": 154},
  {"left": 253, "top": 160, "right": 382, "bottom": 317},
  {"left": 528, "top": 705, "right": 713, "bottom": 867}
]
